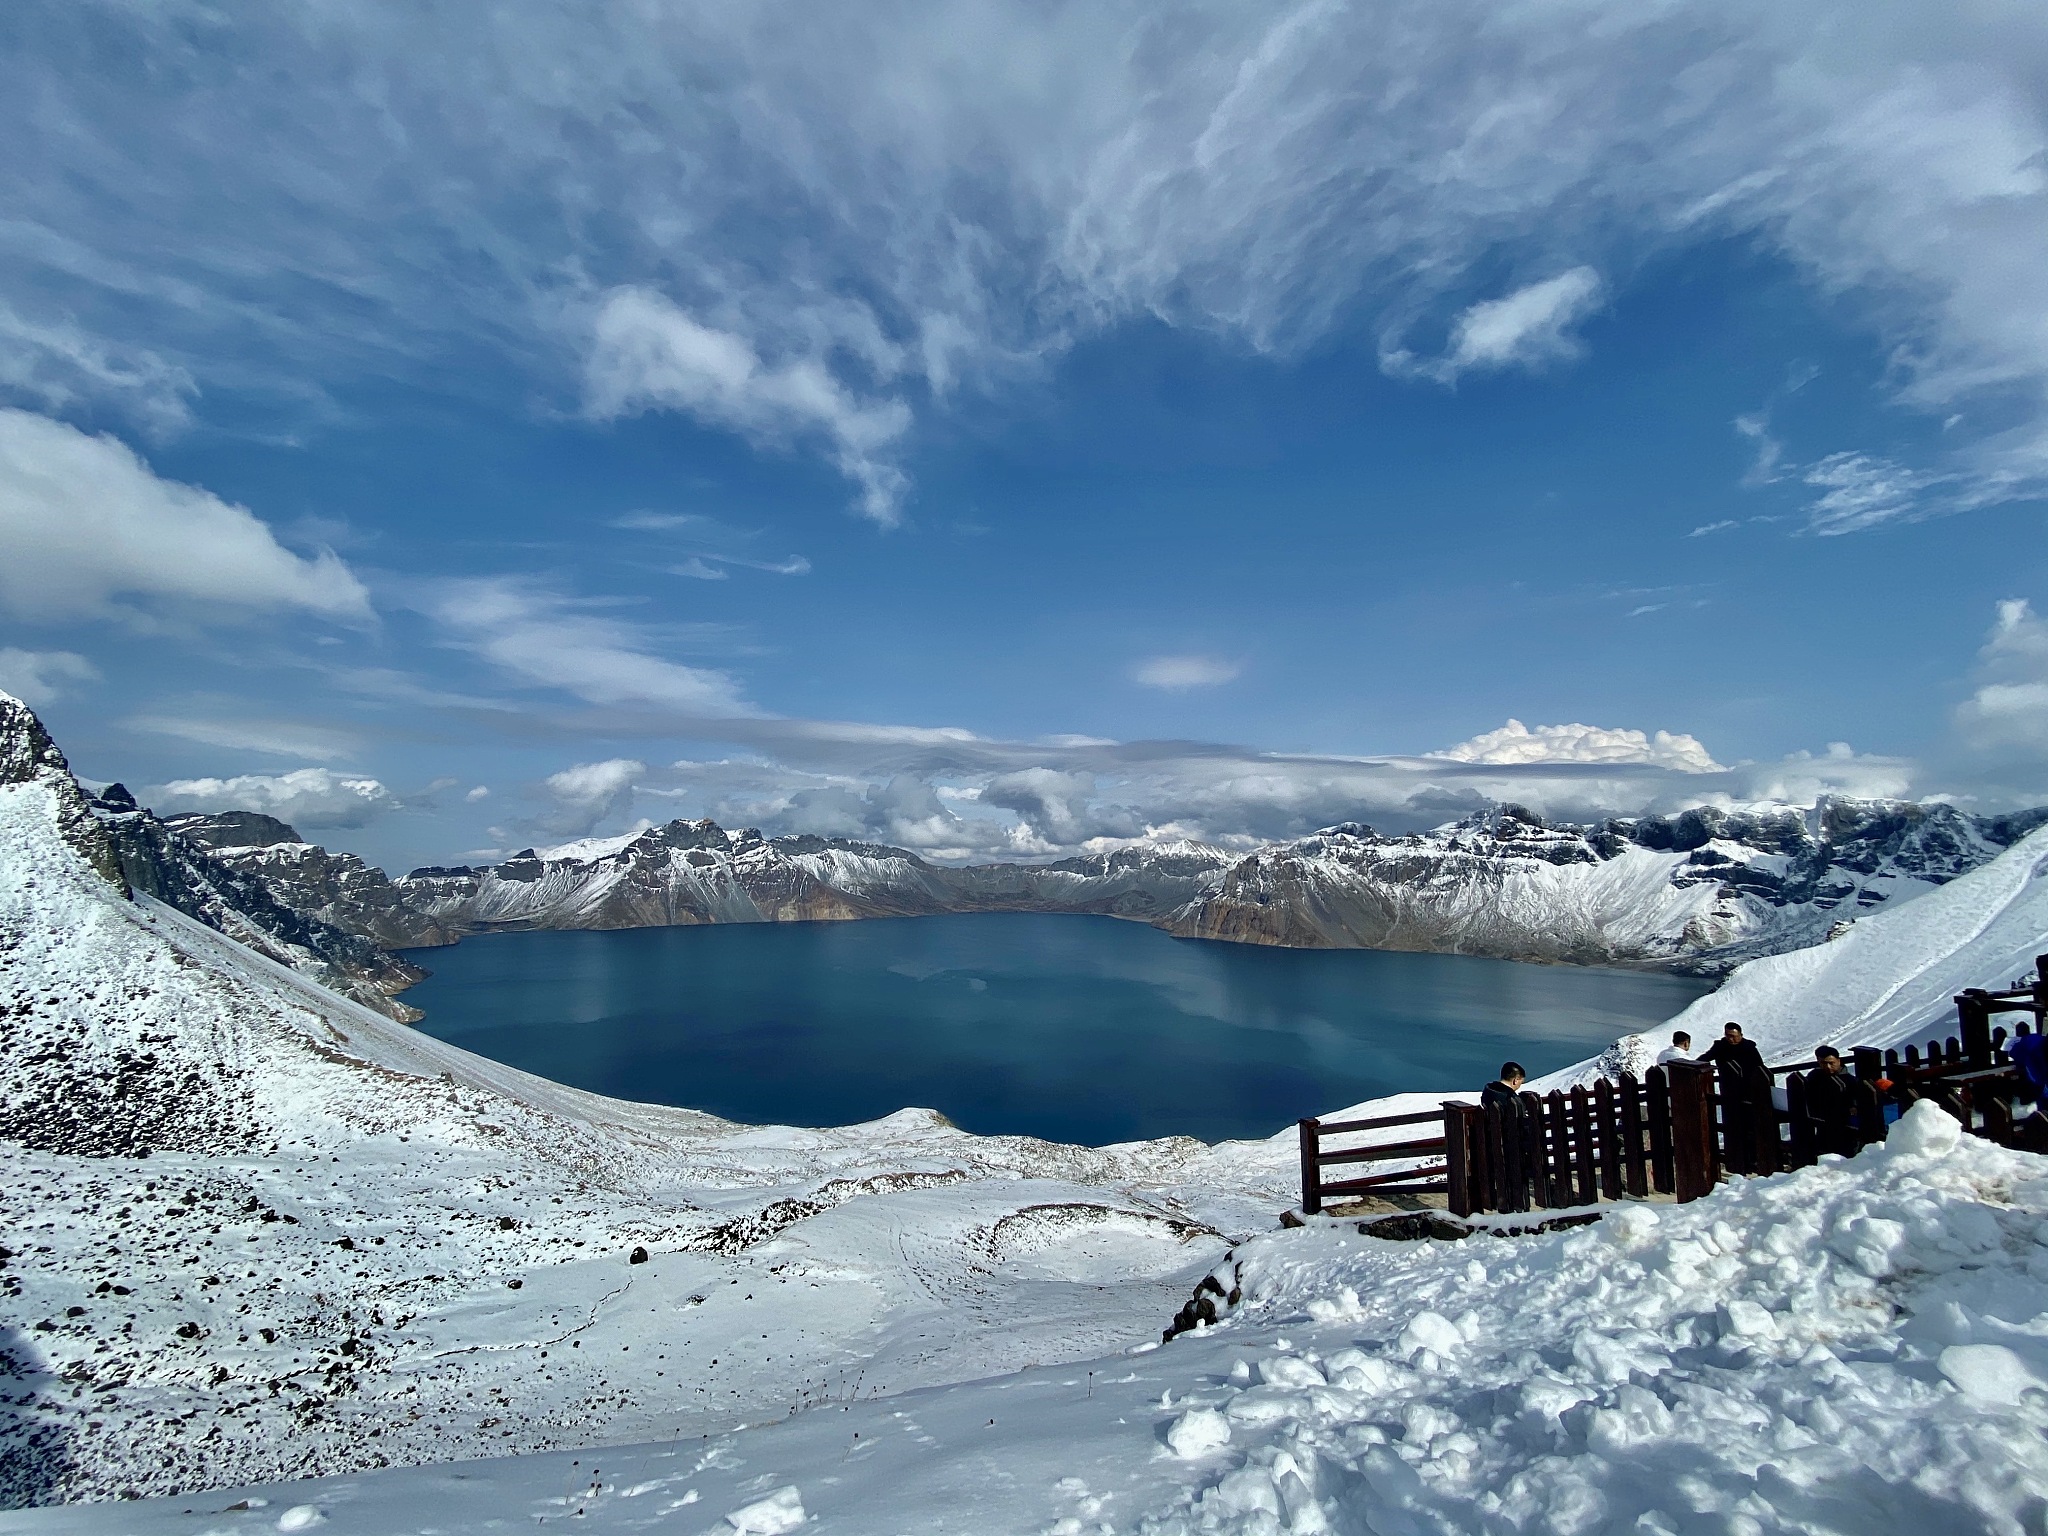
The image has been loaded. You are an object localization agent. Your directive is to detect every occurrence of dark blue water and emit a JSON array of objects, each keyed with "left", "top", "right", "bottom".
[{"left": 401, "top": 914, "right": 1713, "bottom": 1145}]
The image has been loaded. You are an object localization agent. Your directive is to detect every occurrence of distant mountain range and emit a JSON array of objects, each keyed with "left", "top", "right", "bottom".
[
  {"left": 227, "top": 793, "right": 2048, "bottom": 993},
  {"left": 12, "top": 689, "right": 2042, "bottom": 1008}
]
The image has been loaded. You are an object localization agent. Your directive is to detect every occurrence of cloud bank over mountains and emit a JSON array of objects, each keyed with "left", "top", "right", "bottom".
[{"left": 415, "top": 716, "right": 1909, "bottom": 864}]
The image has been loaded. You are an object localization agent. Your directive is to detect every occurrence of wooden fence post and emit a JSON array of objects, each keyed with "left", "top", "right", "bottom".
[
  {"left": 1500, "top": 1100, "right": 1529, "bottom": 1213},
  {"left": 1569, "top": 1086, "right": 1598, "bottom": 1205},
  {"left": 1667, "top": 1062, "right": 1716, "bottom": 1203},
  {"left": 1645, "top": 1066, "right": 1675, "bottom": 1194},
  {"left": 1298, "top": 1118, "right": 1321, "bottom": 1215},
  {"left": 1618, "top": 1073, "right": 1649, "bottom": 1198},
  {"left": 1542, "top": 1092, "right": 1572, "bottom": 1206},
  {"left": 1481, "top": 1102, "right": 1510, "bottom": 1214},
  {"left": 1594, "top": 1078, "right": 1623, "bottom": 1201},
  {"left": 1958, "top": 990, "right": 1993, "bottom": 1069},
  {"left": 1518, "top": 1092, "right": 1547, "bottom": 1208},
  {"left": 1444, "top": 1104, "right": 1479, "bottom": 1217}
]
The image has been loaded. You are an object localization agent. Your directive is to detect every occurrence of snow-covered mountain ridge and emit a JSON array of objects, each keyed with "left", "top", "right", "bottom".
[
  {"left": 1159, "top": 798, "right": 2045, "bottom": 972},
  {"left": 377, "top": 797, "right": 2042, "bottom": 977}
]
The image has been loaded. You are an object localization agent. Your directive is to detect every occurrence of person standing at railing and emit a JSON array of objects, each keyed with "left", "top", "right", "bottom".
[
  {"left": 1481, "top": 1062, "right": 1527, "bottom": 1116},
  {"left": 1802, "top": 1047, "right": 1860, "bottom": 1157},
  {"left": 1699, "top": 1022, "right": 1774, "bottom": 1173},
  {"left": 1656, "top": 1031, "right": 1693, "bottom": 1066},
  {"left": 2008, "top": 1024, "right": 2048, "bottom": 1152},
  {"left": 1699, "top": 1022, "right": 1769, "bottom": 1094}
]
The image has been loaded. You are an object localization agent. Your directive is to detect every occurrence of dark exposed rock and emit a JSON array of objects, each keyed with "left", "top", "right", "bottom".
[
  {"left": 87, "top": 790, "right": 428, "bottom": 1023},
  {"left": 0, "top": 694, "right": 124, "bottom": 892},
  {"left": 165, "top": 811, "right": 460, "bottom": 952}
]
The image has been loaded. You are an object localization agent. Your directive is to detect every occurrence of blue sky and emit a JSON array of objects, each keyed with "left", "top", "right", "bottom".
[{"left": 1, "top": 2, "right": 2045, "bottom": 872}]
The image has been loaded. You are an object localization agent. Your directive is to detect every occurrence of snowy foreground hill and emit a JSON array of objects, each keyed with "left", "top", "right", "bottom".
[{"left": 6, "top": 684, "right": 2048, "bottom": 1531}]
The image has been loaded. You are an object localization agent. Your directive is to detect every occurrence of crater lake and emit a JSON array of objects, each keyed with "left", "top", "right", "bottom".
[{"left": 401, "top": 912, "right": 1715, "bottom": 1145}]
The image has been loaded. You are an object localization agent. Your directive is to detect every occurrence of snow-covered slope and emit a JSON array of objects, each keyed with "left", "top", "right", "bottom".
[
  {"left": 1555, "top": 818, "right": 2048, "bottom": 1085},
  {"left": 1163, "top": 799, "right": 2031, "bottom": 973},
  {"left": 20, "top": 1105, "right": 2048, "bottom": 1536},
  {"left": 81, "top": 785, "right": 428, "bottom": 1022},
  {"left": 0, "top": 694, "right": 1291, "bottom": 1508}
]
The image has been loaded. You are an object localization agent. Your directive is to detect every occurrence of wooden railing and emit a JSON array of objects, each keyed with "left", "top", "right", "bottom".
[
  {"left": 1297, "top": 953, "right": 2047, "bottom": 1220},
  {"left": 1296, "top": 1109, "right": 1449, "bottom": 1214}
]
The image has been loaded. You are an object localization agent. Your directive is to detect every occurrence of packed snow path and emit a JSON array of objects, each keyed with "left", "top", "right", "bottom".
[{"left": 11, "top": 1105, "right": 2047, "bottom": 1536}]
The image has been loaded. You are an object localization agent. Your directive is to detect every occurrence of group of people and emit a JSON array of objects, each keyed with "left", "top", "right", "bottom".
[{"left": 1479, "top": 1021, "right": 1875, "bottom": 1158}]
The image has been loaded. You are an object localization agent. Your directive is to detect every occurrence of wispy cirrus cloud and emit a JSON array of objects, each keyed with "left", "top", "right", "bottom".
[
  {"left": 586, "top": 288, "right": 911, "bottom": 525},
  {"left": 124, "top": 712, "right": 362, "bottom": 762},
  {"left": 0, "top": 647, "right": 98, "bottom": 706},
  {"left": 5, "top": 4, "right": 2047, "bottom": 525},
  {"left": 424, "top": 577, "right": 759, "bottom": 717},
  {"left": 1133, "top": 655, "right": 1242, "bottom": 690}
]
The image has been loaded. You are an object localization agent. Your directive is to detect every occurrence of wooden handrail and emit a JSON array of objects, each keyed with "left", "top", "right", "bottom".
[
  {"left": 1299, "top": 956, "right": 2046, "bottom": 1220},
  {"left": 1314, "top": 1109, "right": 1446, "bottom": 1136}
]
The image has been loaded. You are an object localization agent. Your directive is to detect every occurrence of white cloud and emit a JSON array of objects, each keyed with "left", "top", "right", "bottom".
[
  {"left": 10, "top": 7, "right": 2048, "bottom": 528},
  {"left": 538, "top": 757, "right": 647, "bottom": 837},
  {"left": 1687, "top": 520, "right": 1739, "bottom": 538},
  {"left": 0, "top": 409, "right": 369, "bottom": 625},
  {"left": 671, "top": 558, "right": 729, "bottom": 581},
  {"left": 1133, "top": 655, "right": 1242, "bottom": 690},
  {"left": 151, "top": 769, "right": 402, "bottom": 830},
  {"left": 586, "top": 288, "right": 911, "bottom": 525},
  {"left": 1957, "top": 598, "right": 2048, "bottom": 754},
  {"left": 1734, "top": 413, "right": 1784, "bottom": 487},
  {"left": 465, "top": 784, "right": 491, "bottom": 801},
  {"left": 0, "top": 302, "right": 196, "bottom": 438},
  {"left": 427, "top": 578, "right": 757, "bottom": 717},
  {"left": 0, "top": 648, "right": 98, "bottom": 705},
  {"left": 1734, "top": 743, "right": 1915, "bottom": 806},
  {"left": 124, "top": 714, "right": 362, "bottom": 762},
  {"left": 1392, "top": 268, "right": 1604, "bottom": 383},
  {"left": 1800, "top": 452, "right": 1943, "bottom": 536},
  {"left": 1433, "top": 719, "right": 1724, "bottom": 773}
]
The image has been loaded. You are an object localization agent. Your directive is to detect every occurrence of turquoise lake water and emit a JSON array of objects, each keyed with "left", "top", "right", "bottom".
[{"left": 400, "top": 913, "right": 1714, "bottom": 1146}]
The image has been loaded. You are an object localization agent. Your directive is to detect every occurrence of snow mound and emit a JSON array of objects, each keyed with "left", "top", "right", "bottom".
[
  {"left": 1144, "top": 1102, "right": 2048, "bottom": 1535},
  {"left": 43, "top": 1105, "right": 2048, "bottom": 1535}
]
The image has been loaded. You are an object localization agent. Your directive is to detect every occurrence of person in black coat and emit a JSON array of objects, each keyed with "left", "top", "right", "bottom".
[
  {"left": 1699, "top": 1022, "right": 1770, "bottom": 1100},
  {"left": 1481, "top": 1062, "right": 1527, "bottom": 1117},
  {"left": 1803, "top": 1046, "right": 1860, "bottom": 1157}
]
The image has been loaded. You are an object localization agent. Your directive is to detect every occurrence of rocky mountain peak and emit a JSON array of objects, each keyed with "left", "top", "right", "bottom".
[
  {"left": 0, "top": 691, "right": 126, "bottom": 891},
  {"left": 163, "top": 810, "right": 306, "bottom": 850}
]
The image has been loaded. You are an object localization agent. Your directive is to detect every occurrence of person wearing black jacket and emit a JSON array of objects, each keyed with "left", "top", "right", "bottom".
[
  {"left": 1699, "top": 1022, "right": 1775, "bottom": 1173},
  {"left": 1481, "top": 1062, "right": 1526, "bottom": 1116},
  {"left": 1699, "top": 1022, "right": 1770, "bottom": 1097},
  {"left": 1802, "top": 1046, "right": 1860, "bottom": 1157}
]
